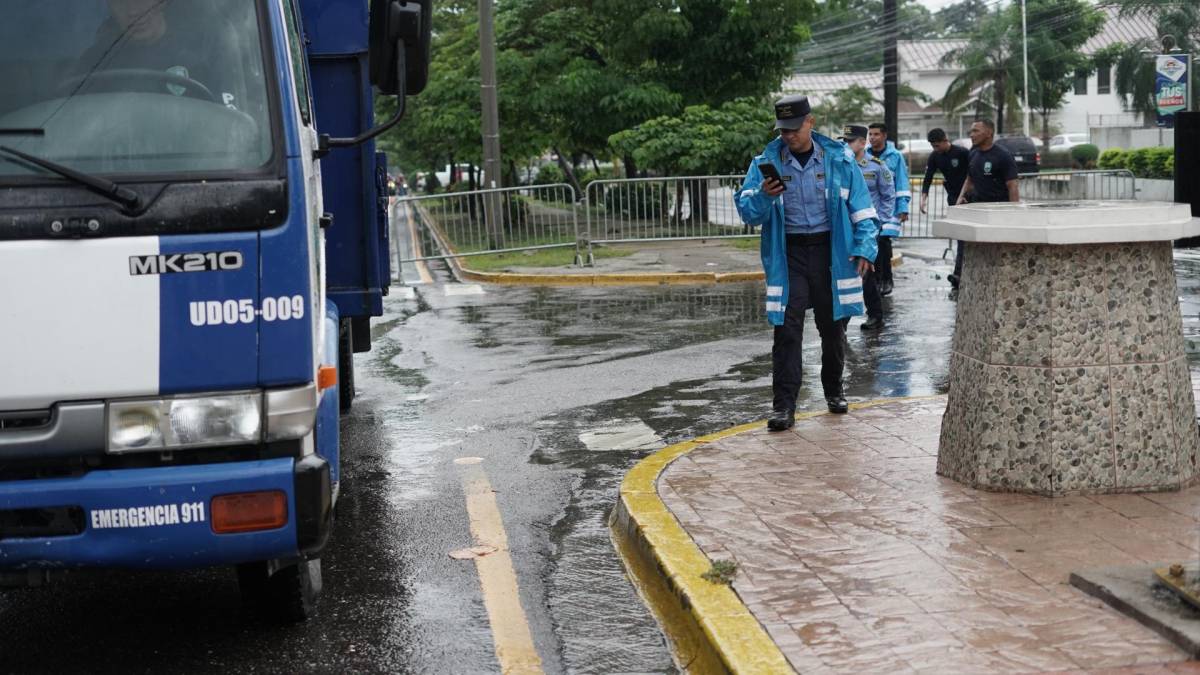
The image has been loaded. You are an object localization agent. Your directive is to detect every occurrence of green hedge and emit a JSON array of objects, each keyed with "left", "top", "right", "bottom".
[
  {"left": 1097, "top": 148, "right": 1126, "bottom": 170},
  {"left": 1095, "top": 147, "right": 1172, "bottom": 179},
  {"left": 1069, "top": 144, "right": 1100, "bottom": 168}
]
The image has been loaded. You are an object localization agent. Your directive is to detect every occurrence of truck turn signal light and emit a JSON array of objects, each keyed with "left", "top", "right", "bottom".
[{"left": 211, "top": 491, "right": 288, "bottom": 534}]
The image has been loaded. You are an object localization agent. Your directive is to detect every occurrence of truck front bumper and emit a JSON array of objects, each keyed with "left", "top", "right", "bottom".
[{"left": 0, "top": 455, "right": 330, "bottom": 570}]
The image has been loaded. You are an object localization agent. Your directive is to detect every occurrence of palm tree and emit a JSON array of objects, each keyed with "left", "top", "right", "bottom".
[{"left": 940, "top": 7, "right": 1025, "bottom": 134}]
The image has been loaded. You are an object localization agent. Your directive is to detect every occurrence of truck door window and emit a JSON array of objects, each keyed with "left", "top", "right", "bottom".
[
  {"left": 283, "top": 0, "right": 313, "bottom": 126},
  {"left": 0, "top": 0, "right": 275, "bottom": 179}
]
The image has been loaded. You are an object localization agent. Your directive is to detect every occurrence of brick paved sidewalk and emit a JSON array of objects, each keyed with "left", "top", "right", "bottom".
[{"left": 658, "top": 397, "right": 1200, "bottom": 673}]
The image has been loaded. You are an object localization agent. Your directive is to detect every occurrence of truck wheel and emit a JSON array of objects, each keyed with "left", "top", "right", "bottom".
[
  {"left": 236, "top": 558, "right": 323, "bottom": 623},
  {"left": 338, "top": 319, "right": 355, "bottom": 413},
  {"left": 268, "top": 558, "right": 323, "bottom": 623}
]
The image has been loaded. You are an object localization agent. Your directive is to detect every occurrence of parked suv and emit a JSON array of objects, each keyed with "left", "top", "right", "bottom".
[{"left": 994, "top": 134, "right": 1040, "bottom": 174}]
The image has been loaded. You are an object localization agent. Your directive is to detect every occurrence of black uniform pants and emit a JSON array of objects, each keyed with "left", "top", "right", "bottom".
[
  {"left": 875, "top": 235, "right": 893, "bottom": 284},
  {"left": 863, "top": 238, "right": 884, "bottom": 319},
  {"left": 772, "top": 233, "right": 845, "bottom": 411}
]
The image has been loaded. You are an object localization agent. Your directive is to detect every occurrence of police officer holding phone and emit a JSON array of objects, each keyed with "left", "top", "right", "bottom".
[{"left": 737, "top": 95, "right": 880, "bottom": 430}]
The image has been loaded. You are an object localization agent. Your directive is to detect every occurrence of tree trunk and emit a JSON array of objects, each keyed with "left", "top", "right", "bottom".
[
  {"left": 1041, "top": 112, "right": 1051, "bottom": 154},
  {"left": 552, "top": 146, "right": 582, "bottom": 196},
  {"left": 624, "top": 154, "right": 638, "bottom": 179},
  {"left": 994, "top": 75, "right": 1005, "bottom": 135},
  {"left": 591, "top": 156, "right": 600, "bottom": 173},
  {"left": 685, "top": 180, "right": 710, "bottom": 227}
]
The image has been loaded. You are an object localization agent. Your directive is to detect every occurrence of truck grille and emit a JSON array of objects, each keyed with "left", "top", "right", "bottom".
[
  {"left": 0, "top": 410, "right": 51, "bottom": 431},
  {"left": 0, "top": 507, "right": 86, "bottom": 540}
]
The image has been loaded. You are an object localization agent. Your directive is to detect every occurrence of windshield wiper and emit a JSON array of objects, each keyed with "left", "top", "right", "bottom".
[
  {"left": 0, "top": 128, "right": 45, "bottom": 137},
  {"left": 0, "top": 145, "right": 141, "bottom": 211}
]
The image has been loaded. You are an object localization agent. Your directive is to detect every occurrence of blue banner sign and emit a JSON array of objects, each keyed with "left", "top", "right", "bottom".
[{"left": 1156, "top": 54, "right": 1190, "bottom": 128}]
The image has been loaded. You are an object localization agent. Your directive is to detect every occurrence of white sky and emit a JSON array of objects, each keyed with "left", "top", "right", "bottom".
[{"left": 915, "top": 0, "right": 966, "bottom": 10}]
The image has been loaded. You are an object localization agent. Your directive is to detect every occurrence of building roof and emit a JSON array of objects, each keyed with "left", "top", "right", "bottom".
[
  {"left": 1082, "top": 5, "right": 1158, "bottom": 54},
  {"left": 779, "top": 71, "right": 882, "bottom": 107},
  {"left": 898, "top": 39, "right": 967, "bottom": 72}
]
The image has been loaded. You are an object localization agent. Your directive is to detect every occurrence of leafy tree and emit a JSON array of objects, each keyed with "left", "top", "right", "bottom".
[
  {"left": 381, "top": 0, "right": 817, "bottom": 189},
  {"left": 810, "top": 85, "right": 878, "bottom": 135},
  {"left": 608, "top": 98, "right": 775, "bottom": 222},
  {"left": 1094, "top": 0, "right": 1199, "bottom": 121},
  {"left": 1023, "top": 0, "right": 1104, "bottom": 145},
  {"left": 935, "top": 0, "right": 992, "bottom": 37}
]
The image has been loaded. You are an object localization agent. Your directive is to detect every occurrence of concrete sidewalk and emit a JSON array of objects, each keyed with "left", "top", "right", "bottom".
[{"left": 614, "top": 397, "right": 1200, "bottom": 674}]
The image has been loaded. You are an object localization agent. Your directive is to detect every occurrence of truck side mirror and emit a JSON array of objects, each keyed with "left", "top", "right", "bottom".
[
  {"left": 318, "top": 0, "right": 433, "bottom": 158},
  {"left": 369, "top": 0, "right": 432, "bottom": 96}
]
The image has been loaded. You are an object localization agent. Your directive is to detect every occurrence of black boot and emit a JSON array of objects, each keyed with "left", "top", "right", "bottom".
[
  {"left": 767, "top": 408, "right": 795, "bottom": 431},
  {"left": 861, "top": 315, "right": 884, "bottom": 331},
  {"left": 825, "top": 396, "right": 848, "bottom": 414}
]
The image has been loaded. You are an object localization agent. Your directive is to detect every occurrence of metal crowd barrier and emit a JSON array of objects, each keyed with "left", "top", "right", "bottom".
[
  {"left": 395, "top": 183, "right": 581, "bottom": 264},
  {"left": 397, "top": 170, "right": 1140, "bottom": 270},
  {"left": 907, "top": 169, "right": 1137, "bottom": 238},
  {"left": 578, "top": 176, "right": 750, "bottom": 264}
]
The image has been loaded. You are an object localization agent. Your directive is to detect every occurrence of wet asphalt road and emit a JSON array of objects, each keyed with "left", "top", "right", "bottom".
[{"left": 4, "top": 240, "right": 1197, "bottom": 673}]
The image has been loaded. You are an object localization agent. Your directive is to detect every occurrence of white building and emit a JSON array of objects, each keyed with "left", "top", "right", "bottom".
[{"left": 782, "top": 5, "right": 1164, "bottom": 149}]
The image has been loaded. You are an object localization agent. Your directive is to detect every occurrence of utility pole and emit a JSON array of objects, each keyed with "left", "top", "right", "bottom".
[
  {"left": 478, "top": 0, "right": 504, "bottom": 247},
  {"left": 1022, "top": 0, "right": 1031, "bottom": 137},
  {"left": 883, "top": 0, "right": 898, "bottom": 137}
]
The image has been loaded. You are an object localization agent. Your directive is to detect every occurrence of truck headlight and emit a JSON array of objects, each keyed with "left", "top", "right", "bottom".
[{"left": 108, "top": 392, "right": 263, "bottom": 453}]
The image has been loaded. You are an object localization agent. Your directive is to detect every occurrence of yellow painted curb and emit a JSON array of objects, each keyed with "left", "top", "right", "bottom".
[
  {"left": 458, "top": 255, "right": 899, "bottom": 287},
  {"left": 458, "top": 268, "right": 767, "bottom": 286},
  {"left": 611, "top": 395, "right": 943, "bottom": 674}
]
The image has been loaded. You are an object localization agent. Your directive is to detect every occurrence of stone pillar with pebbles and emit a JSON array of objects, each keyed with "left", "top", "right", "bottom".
[{"left": 933, "top": 201, "right": 1200, "bottom": 496}]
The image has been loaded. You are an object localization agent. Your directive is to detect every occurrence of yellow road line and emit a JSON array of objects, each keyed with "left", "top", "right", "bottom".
[
  {"left": 403, "top": 202, "right": 434, "bottom": 284},
  {"left": 458, "top": 461, "right": 544, "bottom": 675}
]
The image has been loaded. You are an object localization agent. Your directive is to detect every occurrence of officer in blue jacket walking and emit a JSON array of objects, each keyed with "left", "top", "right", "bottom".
[
  {"left": 737, "top": 96, "right": 880, "bottom": 430},
  {"left": 866, "top": 123, "right": 910, "bottom": 297},
  {"left": 841, "top": 125, "right": 895, "bottom": 330}
]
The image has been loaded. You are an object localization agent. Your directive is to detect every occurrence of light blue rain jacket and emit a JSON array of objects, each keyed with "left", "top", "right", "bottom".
[
  {"left": 736, "top": 133, "right": 880, "bottom": 326},
  {"left": 856, "top": 152, "right": 895, "bottom": 231},
  {"left": 870, "top": 140, "right": 910, "bottom": 237}
]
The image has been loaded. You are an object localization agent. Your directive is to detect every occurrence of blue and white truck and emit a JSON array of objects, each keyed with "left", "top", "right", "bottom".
[{"left": 0, "top": 0, "right": 429, "bottom": 620}]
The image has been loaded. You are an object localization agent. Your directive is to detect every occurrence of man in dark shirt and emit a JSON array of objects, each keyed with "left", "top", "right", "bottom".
[
  {"left": 920, "top": 128, "right": 970, "bottom": 210},
  {"left": 954, "top": 119, "right": 1019, "bottom": 289},
  {"left": 958, "top": 119, "right": 1019, "bottom": 205},
  {"left": 920, "top": 128, "right": 970, "bottom": 287}
]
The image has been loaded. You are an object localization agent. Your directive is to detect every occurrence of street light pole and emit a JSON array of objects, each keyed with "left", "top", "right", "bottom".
[
  {"left": 883, "top": 0, "right": 898, "bottom": 137},
  {"left": 1022, "top": 0, "right": 1031, "bottom": 137},
  {"left": 478, "top": 0, "right": 503, "bottom": 246}
]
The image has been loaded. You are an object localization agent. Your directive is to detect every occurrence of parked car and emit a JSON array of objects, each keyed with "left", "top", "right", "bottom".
[
  {"left": 898, "top": 139, "right": 933, "bottom": 155},
  {"left": 1047, "top": 133, "right": 1090, "bottom": 152},
  {"left": 994, "top": 134, "right": 1040, "bottom": 174},
  {"left": 952, "top": 137, "right": 972, "bottom": 150}
]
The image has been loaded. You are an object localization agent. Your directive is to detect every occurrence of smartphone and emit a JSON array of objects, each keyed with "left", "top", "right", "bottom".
[{"left": 757, "top": 161, "right": 783, "bottom": 185}]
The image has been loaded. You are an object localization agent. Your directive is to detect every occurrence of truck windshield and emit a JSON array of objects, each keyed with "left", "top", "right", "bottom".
[{"left": 0, "top": 0, "right": 274, "bottom": 180}]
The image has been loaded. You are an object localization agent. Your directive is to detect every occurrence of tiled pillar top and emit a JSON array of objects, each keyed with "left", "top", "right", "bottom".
[{"left": 933, "top": 200, "right": 1198, "bottom": 245}]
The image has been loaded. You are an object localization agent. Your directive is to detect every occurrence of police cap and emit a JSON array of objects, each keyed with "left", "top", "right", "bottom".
[
  {"left": 838, "top": 124, "right": 869, "bottom": 141},
  {"left": 773, "top": 95, "right": 811, "bottom": 130}
]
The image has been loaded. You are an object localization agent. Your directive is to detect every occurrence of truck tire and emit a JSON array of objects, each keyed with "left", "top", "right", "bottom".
[
  {"left": 338, "top": 318, "right": 355, "bottom": 413},
  {"left": 269, "top": 558, "right": 322, "bottom": 622},
  {"left": 236, "top": 558, "right": 323, "bottom": 623}
]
